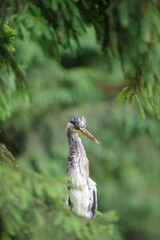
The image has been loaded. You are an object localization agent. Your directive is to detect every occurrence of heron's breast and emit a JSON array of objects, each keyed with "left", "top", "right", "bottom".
[
  {"left": 70, "top": 186, "right": 90, "bottom": 210},
  {"left": 67, "top": 161, "right": 88, "bottom": 187}
]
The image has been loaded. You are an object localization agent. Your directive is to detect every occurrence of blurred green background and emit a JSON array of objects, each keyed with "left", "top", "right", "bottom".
[{"left": 1, "top": 25, "right": 160, "bottom": 240}]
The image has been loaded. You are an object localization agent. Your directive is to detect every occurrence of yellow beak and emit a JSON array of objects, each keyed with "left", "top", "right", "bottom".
[{"left": 80, "top": 128, "right": 99, "bottom": 144}]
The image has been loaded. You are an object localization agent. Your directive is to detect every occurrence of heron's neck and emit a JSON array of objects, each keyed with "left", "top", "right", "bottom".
[
  {"left": 67, "top": 131, "right": 88, "bottom": 163},
  {"left": 67, "top": 131, "right": 82, "bottom": 152},
  {"left": 67, "top": 130, "right": 89, "bottom": 185}
]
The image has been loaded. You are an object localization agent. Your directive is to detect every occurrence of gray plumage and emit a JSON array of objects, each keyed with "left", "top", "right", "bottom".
[{"left": 66, "top": 115, "right": 98, "bottom": 218}]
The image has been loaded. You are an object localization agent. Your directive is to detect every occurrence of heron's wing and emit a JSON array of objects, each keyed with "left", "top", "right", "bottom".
[
  {"left": 88, "top": 177, "right": 97, "bottom": 218},
  {"left": 66, "top": 194, "right": 73, "bottom": 208}
]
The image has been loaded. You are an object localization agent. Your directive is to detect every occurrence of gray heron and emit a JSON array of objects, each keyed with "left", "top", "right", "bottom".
[{"left": 66, "top": 115, "right": 99, "bottom": 218}]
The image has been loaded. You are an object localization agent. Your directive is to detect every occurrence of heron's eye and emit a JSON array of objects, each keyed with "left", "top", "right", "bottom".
[
  {"left": 75, "top": 125, "right": 79, "bottom": 129},
  {"left": 70, "top": 121, "right": 75, "bottom": 125}
]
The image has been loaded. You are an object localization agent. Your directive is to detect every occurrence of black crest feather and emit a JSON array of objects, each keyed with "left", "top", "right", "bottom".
[{"left": 70, "top": 115, "right": 86, "bottom": 128}]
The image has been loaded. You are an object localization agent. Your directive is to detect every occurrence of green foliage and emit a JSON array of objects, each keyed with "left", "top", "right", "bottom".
[
  {"left": 0, "top": 143, "right": 15, "bottom": 167},
  {"left": 0, "top": 165, "right": 119, "bottom": 240},
  {"left": 1, "top": 1, "right": 160, "bottom": 240},
  {"left": 0, "top": 0, "right": 160, "bottom": 117},
  {"left": 2, "top": 95, "right": 160, "bottom": 240},
  {"left": 0, "top": 22, "right": 28, "bottom": 120},
  {"left": 116, "top": 82, "right": 160, "bottom": 119},
  {"left": 0, "top": 23, "right": 16, "bottom": 54},
  {"left": 116, "top": 87, "right": 147, "bottom": 119}
]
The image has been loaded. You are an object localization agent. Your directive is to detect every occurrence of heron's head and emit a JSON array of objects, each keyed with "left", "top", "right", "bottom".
[{"left": 66, "top": 115, "right": 99, "bottom": 144}]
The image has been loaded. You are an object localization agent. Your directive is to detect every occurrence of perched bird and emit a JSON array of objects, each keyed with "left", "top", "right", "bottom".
[{"left": 66, "top": 115, "right": 99, "bottom": 218}]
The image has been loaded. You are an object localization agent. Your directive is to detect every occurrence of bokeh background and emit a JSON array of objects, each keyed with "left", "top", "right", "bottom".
[{"left": 1, "top": 25, "right": 160, "bottom": 240}]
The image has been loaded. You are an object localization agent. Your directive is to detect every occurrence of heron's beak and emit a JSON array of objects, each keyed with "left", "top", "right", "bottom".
[{"left": 80, "top": 128, "right": 99, "bottom": 144}]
